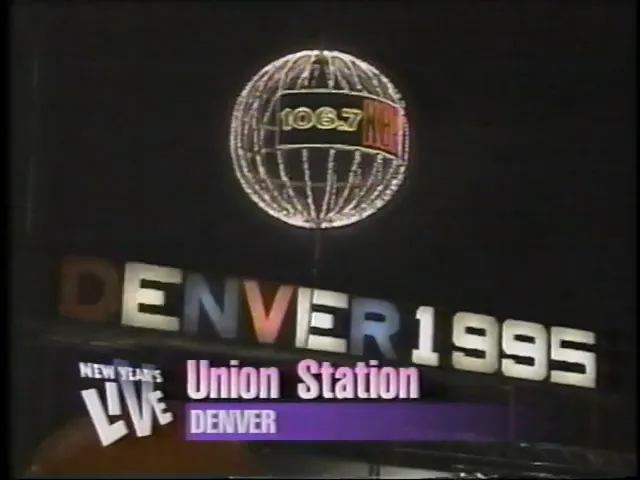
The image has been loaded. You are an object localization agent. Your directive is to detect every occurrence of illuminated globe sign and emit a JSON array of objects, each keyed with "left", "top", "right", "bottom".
[{"left": 230, "top": 50, "right": 410, "bottom": 229}]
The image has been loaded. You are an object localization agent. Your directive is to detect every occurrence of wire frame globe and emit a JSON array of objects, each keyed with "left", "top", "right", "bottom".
[{"left": 229, "top": 50, "right": 410, "bottom": 229}]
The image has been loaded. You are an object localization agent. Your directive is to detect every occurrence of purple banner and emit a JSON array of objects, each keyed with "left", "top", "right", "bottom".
[{"left": 184, "top": 403, "right": 514, "bottom": 441}]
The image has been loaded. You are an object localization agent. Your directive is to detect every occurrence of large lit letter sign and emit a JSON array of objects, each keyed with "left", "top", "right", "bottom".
[{"left": 229, "top": 50, "right": 410, "bottom": 229}]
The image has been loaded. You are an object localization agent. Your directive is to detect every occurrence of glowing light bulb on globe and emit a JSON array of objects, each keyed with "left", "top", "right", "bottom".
[{"left": 229, "top": 50, "right": 410, "bottom": 229}]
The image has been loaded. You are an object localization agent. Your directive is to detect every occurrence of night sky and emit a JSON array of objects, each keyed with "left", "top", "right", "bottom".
[
  {"left": 12, "top": 4, "right": 636, "bottom": 355},
  {"left": 9, "top": 2, "right": 637, "bottom": 470}
]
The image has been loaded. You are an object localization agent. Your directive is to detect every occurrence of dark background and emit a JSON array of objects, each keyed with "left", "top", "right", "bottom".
[
  {"left": 13, "top": 2, "right": 635, "bottom": 329},
  {"left": 10, "top": 1, "right": 636, "bottom": 472}
]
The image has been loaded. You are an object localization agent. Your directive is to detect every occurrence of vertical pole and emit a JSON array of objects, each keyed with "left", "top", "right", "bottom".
[
  {"left": 590, "top": 390, "right": 598, "bottom": 449},
  {"left": 508, "top": 385, "right": 516, "bottom": 442},
  {"left": 368, "top": 461, "right": 381, "bottom": 478},
  {"left": 26, "top": 15, "right": 41, "bottom": 237},
  {"left": 312, "top": 228, "right": 322, "bottom": 281}
]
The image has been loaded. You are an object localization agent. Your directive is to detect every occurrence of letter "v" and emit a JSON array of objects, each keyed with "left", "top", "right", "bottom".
[{"left": 243, "top": 281, "right": 295, "bottom": 344}]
